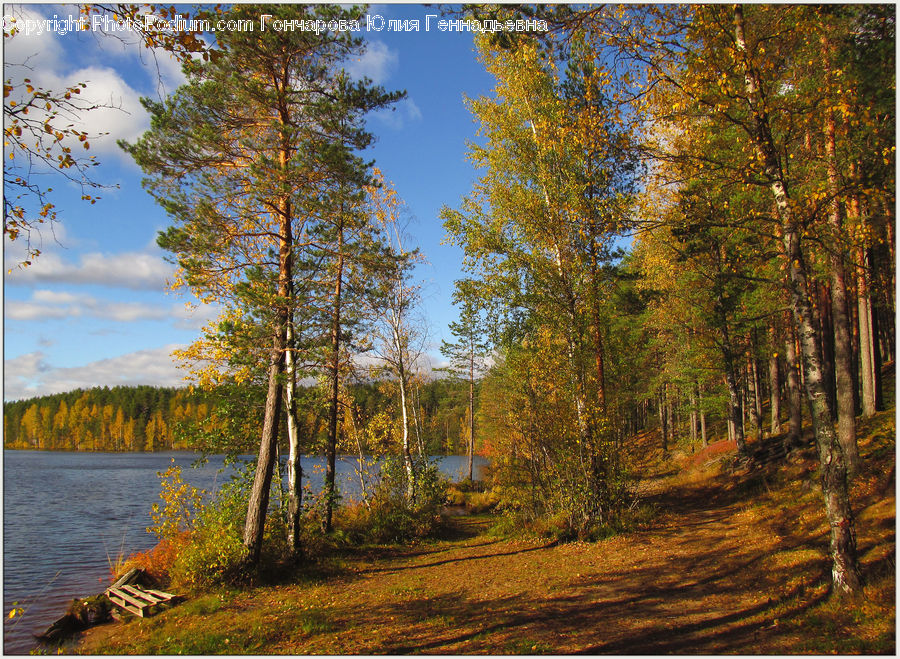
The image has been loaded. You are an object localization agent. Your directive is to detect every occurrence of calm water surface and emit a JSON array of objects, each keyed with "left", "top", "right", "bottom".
[{"left": 3, "top": 450, "right": 484, "bottom": 654}]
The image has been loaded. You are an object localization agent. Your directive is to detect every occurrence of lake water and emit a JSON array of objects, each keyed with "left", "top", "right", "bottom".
[{"left": 2, "top": 450, "right": 486, "bottom": 654}]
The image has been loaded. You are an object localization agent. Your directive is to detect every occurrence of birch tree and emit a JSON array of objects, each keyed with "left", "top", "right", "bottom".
[{"left": 367, "top": 174, "right": 426, "bottom": 501}]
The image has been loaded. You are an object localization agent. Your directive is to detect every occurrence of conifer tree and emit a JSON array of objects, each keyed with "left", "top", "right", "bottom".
[
  {"left": 123, "top": 3, "right": 401, "bottom": 563},
  {"left": 440, "top": 281, "right": 491, "bottom": 481}
]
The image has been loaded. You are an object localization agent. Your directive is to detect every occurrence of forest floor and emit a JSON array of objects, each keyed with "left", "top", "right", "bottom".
[{"left": 77, "top": 405, "right": 895, "bottom": 655}]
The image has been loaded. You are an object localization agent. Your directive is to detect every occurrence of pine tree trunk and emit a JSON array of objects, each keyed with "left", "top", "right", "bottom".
[
  {"left": 733, "top": 4, "right": 860, "bottom": 593},
  {"left": 723, "top": 355, "right": 746, "bottom": 455},
  {"left": 324, "top": 223, "right": 345, "bottom": 534},
  {"left": 658, "top": 388, "right": 668, "bottom": 454},
  {"left": 715, "top": 282, "right": 746, "bottom": 454},
  {"left": 817, "top": 282, "right": 838, "bottom": 418},
  {"left": 784, "top": 326, "right": 804, "bottom": 447},
  {"left": 870, "top": 277, "right": 884, "bottom": 410},
  {"left": 667, "top": 397, "right": 676, "bottom": 445},
  {"left": 700, "top": 408, "right": 708, "bottom": 447},
  {"left": 244, "top": 211, "right": 291, "bottom": 563},
  {"left": 857, "top": 246, "right": 877, "bottom": 418},
  {"left": 689, "top": 389, "right": 697, "bottom": 449}
]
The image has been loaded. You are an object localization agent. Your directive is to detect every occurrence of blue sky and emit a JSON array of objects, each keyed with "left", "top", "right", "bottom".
[{"left": 3, "top": 3, "right": 501, "bottom": 401}]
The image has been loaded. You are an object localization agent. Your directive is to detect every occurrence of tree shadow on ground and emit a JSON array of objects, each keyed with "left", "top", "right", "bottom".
[
  {"left": 362, "top": 539, "right": 557, "bottom": 575},
  {"left": 333, "top": 557, "right": 832, "bottom": 655}
]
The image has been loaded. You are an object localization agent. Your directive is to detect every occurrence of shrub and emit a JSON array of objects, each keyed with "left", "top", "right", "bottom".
[
  {"left": 466, "top": 489, "right": 500, "bottom": 513},
  {"left": 169, "top": 523, "right": 248, "bottom": 590},
  {"left": 445, "top": 482, "right": 499, "bottom": 512},
  {"left": 166, "top": 460, "right": 264, "bottom": 590},
  {"left": 335, "top": 455, "right": 448, "bottom": 544},
  {"left": 117, "top": 532, "right": 190, "bottom": 587},
  {"left": 148, "top": 460, "right": 205, "bottom": 541},
  {"left": 130, "top": 459, "right": 280, "bottom": 592}
]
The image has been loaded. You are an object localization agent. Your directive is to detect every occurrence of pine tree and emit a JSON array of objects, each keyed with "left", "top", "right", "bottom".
[{"left": 123, "top": 3, "right": 401, "bottom": 563}]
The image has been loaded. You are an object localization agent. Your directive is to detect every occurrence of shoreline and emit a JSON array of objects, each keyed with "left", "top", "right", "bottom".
[{"left": 4, "top": 454, "right": 486, "bottom": 654}]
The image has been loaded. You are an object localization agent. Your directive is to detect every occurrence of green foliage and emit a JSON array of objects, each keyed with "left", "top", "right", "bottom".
[
  {"left": 168, "top": 523, "right": 248, "bottom": 591},
  {"left": 477, "top": 342, "right": 635, "bottom": 540},
  {"left": 336, "top": 456, "right": 449, "bottom": 544},
  {"left": 139, "top": 460, "right": 296, "bottom": 591}
]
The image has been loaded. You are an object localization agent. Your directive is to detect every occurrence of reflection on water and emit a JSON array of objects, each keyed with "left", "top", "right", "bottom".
[{"left": 2, "top": 450, "right": 485, "bottom": 654}]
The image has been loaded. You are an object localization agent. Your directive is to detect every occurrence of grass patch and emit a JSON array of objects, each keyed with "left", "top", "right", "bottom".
[
  {"left": 504, "top": 637, "right": 554, "bottom": 654},
  {"left": 297, "top": 609, "right": 333, "bottom": 635}
]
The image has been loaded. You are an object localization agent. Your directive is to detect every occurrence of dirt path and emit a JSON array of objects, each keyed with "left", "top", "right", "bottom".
[{"left": 260, "top": 476, "right": 843, "bottom": 654}]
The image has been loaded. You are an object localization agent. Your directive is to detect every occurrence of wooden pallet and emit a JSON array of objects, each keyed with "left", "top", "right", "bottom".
[{"left": 106, "top": 584, "right": 178, "bottom": 618}]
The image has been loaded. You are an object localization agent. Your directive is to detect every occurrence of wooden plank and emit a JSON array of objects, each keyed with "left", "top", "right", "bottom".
[
  {"left": 144, "top": 588, "right": 177, "bottom": 601},
  {"left": 106, "top": 584, "right": 180, "bottom": 619},
  {"left": 107, "top": 587, "right": 151, "bottom": 611},
  {"left": 110, "top": 568, "right": 142, "bottom": 590},
  {"left": 120, "top": 585, "right": 163, "bottom": 604},
  {"left": 106, "top": 592, "right": 146, "bottom": 618}
]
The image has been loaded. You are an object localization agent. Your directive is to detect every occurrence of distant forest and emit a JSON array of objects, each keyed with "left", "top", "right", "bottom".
[{"left": 3, "top": 379, "right": 473, "bottom": 456}]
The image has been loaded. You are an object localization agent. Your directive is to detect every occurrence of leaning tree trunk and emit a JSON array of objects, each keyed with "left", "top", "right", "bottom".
[
  {"left": 243, "top": 189, "right": 292, "bottom": 564},
  {"left": 243, "top": 328, "right": 285, "bottom": 563},
  {"left": 733, "top": 4, "right": 860, "bottom": 593}
]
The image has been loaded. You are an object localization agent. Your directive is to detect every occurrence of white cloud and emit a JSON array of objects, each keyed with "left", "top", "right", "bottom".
[
  {"left": 371, "top": 97, "right": 424, "bottom": 130},
  {"left": 4, "top": 7, "right": 151, "bottom": 161},
  {"left": 62, "top": 65, "right": 150, "bottom": 150},
  {"left": 31, "top": 290, "right": 81, "bottom": 304},
  {"left": 3, "top": 6, "right": 66, "bottom": 72},
  {"left": 5, "top": 299, "right": 70, "bottom": 320},
  {"left": 4, "top": 290, "right": 222, "bottom": 327},
  {"left": 405, "top": 98, "right": 423, "bottom": 121},
  {"left": 4, "top": 345, "right": 187, "bottom": 400},
  {"left": 6, "top": 249, "right": 175, "bottom": 290},
  {"left": 6, "top": 291, "right": 161, "bottom": 322},
  {"left": 345, "top": 40, "right": 398, "bottom": 85}
]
